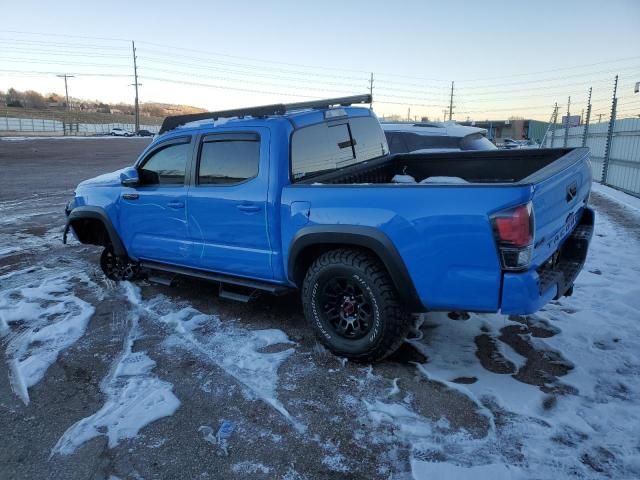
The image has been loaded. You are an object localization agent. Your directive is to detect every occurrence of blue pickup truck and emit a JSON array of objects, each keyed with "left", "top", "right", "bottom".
[{"left": 65, "top": 95, "right": 594, "bottom": 362}]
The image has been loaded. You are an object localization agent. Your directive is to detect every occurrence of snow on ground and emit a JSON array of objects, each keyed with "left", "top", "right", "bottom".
[
  {"left": 137, "top": 293, "right": 302, "bottom": 432},
  {"left": 592, "top": 182, "right": 640, "bottom": 213},
  {"left": 0, "top": 267, "right": 96, "bottom": 405},
  {"left": 51, "top": 283, "right": 180, "bottom": 455},
  {"left": 362, "top": 207, "right": 640, "bottom": 479},
  {"left": 49, "top": 282, "right": 299, "bottom": 455},
  {"left": 2, "top": 184, "right": 639, "bottom": 478}
]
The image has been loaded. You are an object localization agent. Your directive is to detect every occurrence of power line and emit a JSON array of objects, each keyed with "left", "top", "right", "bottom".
[
  {"left": 137, "top": 53, "right": 369, "bottom": 82},
  {"left": 142, "top": 76, "right": 325, "bottom": 99},
  {"left": 0, "top": 29, "right": 129, "bottom": 42},
  {"left": 138, "top": 65, "right": 367, "bottom": 90},
  {"left": 135, "top": 40, "right": 371, "bottom": 75},
  {"left": 137, "top": 67, "right": 364, "bottom": 95},
  {"left": 0, "top": 47, "right": 130, "bottom": 58},
  {"left": 2, "top": 29, "right": 638, "bottom": 89},
  {"left": 0, "top": 68, "right": 132, "bottom": 77},
  {"left": 458, "top": 68, "right": 640, "bottom": 93},
  {"left": 0, "top": 37, "right": 128, "bottom": 50},
  {"left": 456, "top": 55, "right": 640, "bottom": 82},
  {"left": 0, "top": 57, "right": 131, "bottom": 69}
]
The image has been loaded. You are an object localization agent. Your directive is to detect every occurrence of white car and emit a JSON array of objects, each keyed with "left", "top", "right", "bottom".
[
  {"left": 382, "top": 121, "right": 496, "bottom": 154},
  {"left": 110, "top": 127, "right": 134, "bottom": 137}
]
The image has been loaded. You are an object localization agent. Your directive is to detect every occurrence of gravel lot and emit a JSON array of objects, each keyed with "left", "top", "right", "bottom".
[{"left": 1, "top": 138, "right": 639, "bottom": 479}]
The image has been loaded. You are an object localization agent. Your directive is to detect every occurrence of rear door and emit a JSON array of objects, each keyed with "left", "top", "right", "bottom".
[
  {"left": 186, "top": 129, "right": 273, "bottom": 280},
  {"left": 529, "top": 148, "right": 592, "bottom": 267}
]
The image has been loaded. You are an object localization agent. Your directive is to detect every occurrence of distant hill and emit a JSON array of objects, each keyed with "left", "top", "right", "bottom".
[{"left": 1, "top": 87, "right": 206, "bottom": 125}]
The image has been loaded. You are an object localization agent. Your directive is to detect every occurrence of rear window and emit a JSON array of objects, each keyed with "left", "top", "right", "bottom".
[
  {"left": 403, "top": 133, "right": 460, "bottom": 151},
  {"left": 291, "top": 115, "right": 388, "bottom": 181},
  {"left": 460, "top": 133, "right": 496, "bottom": 151}
]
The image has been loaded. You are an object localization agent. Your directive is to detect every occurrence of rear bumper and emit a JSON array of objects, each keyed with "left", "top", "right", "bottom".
[{"left": 500, "top": 207, "right": 594, "bottom": 315}]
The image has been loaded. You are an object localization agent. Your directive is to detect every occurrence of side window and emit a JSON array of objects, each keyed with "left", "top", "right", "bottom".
[
  {"left": 198, "top": 138, "right": 260, "bottom": 185},
  {"left": 139, "top": 142, "right": 190, "bottom": 185}
]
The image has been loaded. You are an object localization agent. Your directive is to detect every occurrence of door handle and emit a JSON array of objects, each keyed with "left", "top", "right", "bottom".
[
  {"left": 237, "top": 203, "right": 260, "bottom": 213},
  {"left": 167, "top": 200, "right": 185, "bottom": 209},
  {"left": 122, "top": 193, "right": 139, "bottom": 200}
]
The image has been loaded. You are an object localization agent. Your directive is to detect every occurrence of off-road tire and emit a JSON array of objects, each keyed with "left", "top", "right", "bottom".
[
  {"left": 302, "top": 248, "right": 412, "bottom": 362},
  {"left": 100, "top": 246, "right": 140, "bottom": 281}
]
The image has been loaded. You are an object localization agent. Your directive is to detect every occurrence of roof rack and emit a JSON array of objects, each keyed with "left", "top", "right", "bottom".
[{"left": 158, "top": 94, "right": 372, "bottom": 134}]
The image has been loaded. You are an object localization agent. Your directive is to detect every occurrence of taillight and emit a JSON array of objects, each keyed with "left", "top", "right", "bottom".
[{"left": 491, "top": 202, "right": 534, "bottom": 270}]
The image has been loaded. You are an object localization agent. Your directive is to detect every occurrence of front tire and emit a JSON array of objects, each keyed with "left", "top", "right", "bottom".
[
  {"left": 302, "top": 248, "right": 412, "bottom": 362},
  {"left": 100, "top": 247, "right": 139, "bottom": 281}
]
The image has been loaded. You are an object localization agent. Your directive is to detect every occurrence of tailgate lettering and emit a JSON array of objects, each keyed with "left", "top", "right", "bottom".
[{"left": 546, "top": 212, "right": 577, "bottom": 250}]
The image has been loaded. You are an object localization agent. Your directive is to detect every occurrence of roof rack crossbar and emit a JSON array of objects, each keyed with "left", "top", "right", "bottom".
[{"left": 158, "top": 94, "right": 372, "bottom": 134}]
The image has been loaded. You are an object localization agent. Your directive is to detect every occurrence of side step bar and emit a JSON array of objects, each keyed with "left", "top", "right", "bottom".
[{"left": 140, "top": 260, "right": 293, "bottom": 295}]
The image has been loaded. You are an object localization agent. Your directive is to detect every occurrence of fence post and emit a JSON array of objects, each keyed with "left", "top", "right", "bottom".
[
  {"left": 602, "top": 75, "right": 618, "bottom": 185},
  {"left": 582, "top": 87, "right": 592, "bottom": 147},
  {"left": 550, "top": 102, "right": 558, "bottom": 147},
  {"left": 563, "top": 96, "right": 571, "bottom": 148}
]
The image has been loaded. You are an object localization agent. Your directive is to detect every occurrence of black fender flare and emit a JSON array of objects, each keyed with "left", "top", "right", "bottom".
[
  {"left": 64, "top": 206, "right": 127, "bottom": 257},
  {"left": 288, "top": 225, "right": 424, "bottom": 312}
]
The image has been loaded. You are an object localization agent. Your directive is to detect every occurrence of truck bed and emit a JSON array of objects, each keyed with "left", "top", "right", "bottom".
[
  {"left": 299, "top": 148, "right": 577, "bottom": 185},
  {"left": 283, "top": 146, "right": 592, "bottom": 313}
]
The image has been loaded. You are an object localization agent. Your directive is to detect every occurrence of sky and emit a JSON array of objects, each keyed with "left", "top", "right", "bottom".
[{"left": 1, "top": 0, "right": 639, "bottom": 121}]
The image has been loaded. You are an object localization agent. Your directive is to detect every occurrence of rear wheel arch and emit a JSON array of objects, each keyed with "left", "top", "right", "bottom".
[
  {"left": 65, "top": 206, "right": 126, "bottom": 256},
  {"left": 288, "top": 226, "right": 424, "bottom": 312}
]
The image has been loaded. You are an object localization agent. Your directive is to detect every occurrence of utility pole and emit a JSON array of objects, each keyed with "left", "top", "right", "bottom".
[
  {"left": 563, "top": 96, "right": 571, "bottom": 148},
  {"left": 407, "top": 107, "right": 410, "bottom": 122},
  {"left": 56, "top": 74, "right": 74, "bottom": 111},
  {"left": 369, "top": 72, "right": 374, "bottom": 110},
  {"left": 131, "top": 41, "right": 141, "bottom": 133},
  {"left": 597, "top": 113, "right": 603, "bottom": 123},
  {"left": 448, "top": 81, "right": 454, "bottom": 121},
  {"left": 582, "top": 87, "right": 592, "bottom": 147}
]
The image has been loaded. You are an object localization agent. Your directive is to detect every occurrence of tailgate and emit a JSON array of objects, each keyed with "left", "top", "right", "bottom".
[{"left": 528, "top": 147, "right": 592, "bottom": 268}]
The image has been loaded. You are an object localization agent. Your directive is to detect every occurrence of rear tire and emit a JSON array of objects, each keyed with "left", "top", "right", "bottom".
[
  {"left": 301, "top": 248, "right": 412, "bottom": 362},
  {"left": 100, "top": 246, "right": 139, "bottom": 281}
]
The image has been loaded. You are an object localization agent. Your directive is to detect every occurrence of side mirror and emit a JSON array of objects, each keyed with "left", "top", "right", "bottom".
[{"left": 120, "top": 167, "right": 140, "bottom": 187}]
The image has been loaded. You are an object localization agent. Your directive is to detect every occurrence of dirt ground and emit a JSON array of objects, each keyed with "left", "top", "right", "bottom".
[{"left": 1, "top": 138, "right": 638, "bottom": 479}]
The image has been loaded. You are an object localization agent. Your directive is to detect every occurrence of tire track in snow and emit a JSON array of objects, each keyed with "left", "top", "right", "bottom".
[{"left": 138, "top": 293, "right": 305, "bottom": 433}]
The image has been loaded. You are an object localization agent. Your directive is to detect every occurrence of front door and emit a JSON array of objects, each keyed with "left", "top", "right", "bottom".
[
  {"left": 186, "top": 129, "right": 273, "bottom": 280},
  {"left": 119, "top": 136, "right": 192, "bottom": 264}
]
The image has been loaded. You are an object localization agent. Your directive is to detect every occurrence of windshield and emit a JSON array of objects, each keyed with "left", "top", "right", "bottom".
[{"left": 291, "top": 116, "right": 388, "bottom": 181}]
